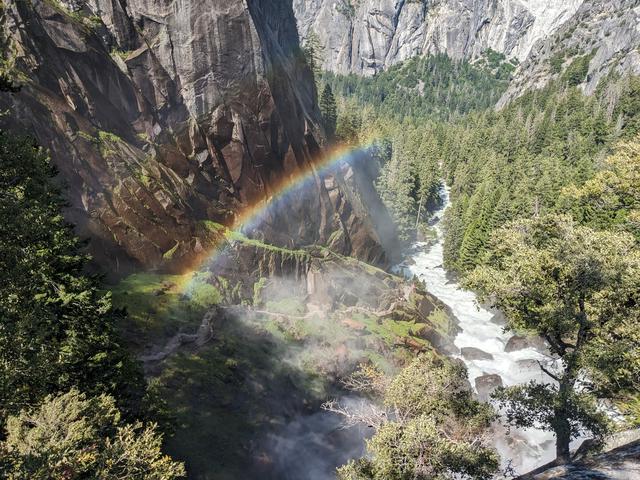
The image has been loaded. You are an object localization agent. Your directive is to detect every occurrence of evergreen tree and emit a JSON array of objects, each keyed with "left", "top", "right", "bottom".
[
  {"left": 301, "top": 30, "right": 323, "bottom": 83},
  {"left": 466, "top": 215, "right": 640, "bottom": 463},
  {"left": 0, "top": 132, "right": 144, "bottom": 422},
  {"left": 0, "top": 389, "right": 185, "bottom": 479},
  {"left": 320, "top": 83, "right": 338, "bottom": 140}
]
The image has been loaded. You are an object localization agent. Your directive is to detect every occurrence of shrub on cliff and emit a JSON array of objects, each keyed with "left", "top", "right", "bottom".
[
  {"left": 330, "top": 355, "right": 499, "bottom": 480},
  {"left": 0, "top": 389, "right": 185, "bottom": 479}
]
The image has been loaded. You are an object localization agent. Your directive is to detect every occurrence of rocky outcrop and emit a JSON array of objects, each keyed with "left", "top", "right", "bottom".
[
  {"left": 461, "top": 347, "right": 494, "bottom": 361},
  {"left": 475, "top": 373, "right": 503, "bottom": 401},
  {"left": 499, "top": 0, "right": 640, "bottom": 106},
  {"left": 0, "top": 0, "right": 398, "bottom": 274},
  {"left": 517, "top": 439, "right": 640, "bottom": 479},
  {"left": 293, "top": 0, "right": 583, "bottom": 75}
]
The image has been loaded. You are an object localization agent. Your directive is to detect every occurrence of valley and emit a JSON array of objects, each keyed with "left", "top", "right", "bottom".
[{"left": 0, "top": 1, "right": 639, "bottom": 479}]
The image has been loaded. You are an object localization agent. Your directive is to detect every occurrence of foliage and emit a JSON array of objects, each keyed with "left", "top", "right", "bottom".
[
  {"left": 320, "top": 83, "right": 338, "bottom": 140},
  {"left": 0, "top": 389, "right": 185, "bottom": 479},
  {"left": 323, "top": 53, "right": 516, "bottom": 243},
  {"left": 334, "top": 355, "right": 499, "bottom": 479},
  {"left": 322, "top": 53, "right": 512, "bottom": 122},
  {"left": 302, "top": 30, "right": 324, "bottom": 82},
  {"left": 0, "top": 132, "right": 144, "bottom": 422},
  {"left": 465, "top": 215, "right": 639, "bottom": 461},
  {"left": 438, "top": 75, "right": 640, "bottom": 272},
  {"left": 562, "top": 53, "right": 594, "bottom": 87},
  {"left": 562, "top": 135, "right": 640, "bottom": 241}
]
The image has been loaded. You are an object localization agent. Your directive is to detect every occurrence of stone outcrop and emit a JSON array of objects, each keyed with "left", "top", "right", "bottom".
[
  {"left": 293, "top": 0, "right": 583, "bottom": 75},
  {"left": 499, "top": 0, "right": 640, "bottom": 106},
  {"left": 475, "top": 373, "right": 503, "bottom": 401},
  {"left": 0, "top": 0, "right": 399, "bottom": 274},
  {"left": 517, "top": 438, "right": 640, "bottom": 479},
  {"left": 461, "top": 346, "right": 494, "bottom": 361}
]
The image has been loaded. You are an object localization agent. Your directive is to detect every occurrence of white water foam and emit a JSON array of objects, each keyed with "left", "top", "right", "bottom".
[{"left": 398, "top": 185, "right": 557, "bottom": 475}]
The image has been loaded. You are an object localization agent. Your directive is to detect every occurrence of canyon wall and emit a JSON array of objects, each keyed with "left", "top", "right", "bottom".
[
  {"left": 293, "top": 0, "right": 583, "bottom": 75},
  {"left": 0, "top": 0, "right": 398, "bottom": 274},
  {"left": 499, "top": 0, "right": 640, "bottom": 106}
]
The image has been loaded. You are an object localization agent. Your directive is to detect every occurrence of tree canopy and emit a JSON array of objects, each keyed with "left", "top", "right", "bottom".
[
  {"left": 333, "top": 355, "right": 499, "bottom": 480},
  {"left": 465, "top": 215, "right": 640, "bottom": 462},
  {"left": 0, "top": 389, "right": 185, "bottom": 479},
  {"left": 0, "top": 132, "right": 144, "bottom": 421}
]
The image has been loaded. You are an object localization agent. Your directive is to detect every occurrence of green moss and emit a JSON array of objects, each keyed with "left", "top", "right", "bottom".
[
  {"left": 186, "top": 272, "right": 222, "bottom": 308},
  {"left": 111, "top": 49, "right": 132, "bottom": 61},
  {"left": 200, "top": 220, "right": 226, "bottom": 233},
  {"left": 265, "top": 297, "right": 306, "bottom": 316},
  {"left": 427, "top": 308, "right": 451, "bottom": 336},
  {"left": 139, "top": 172, "right": 152, "bottom": 188},
  {"left": 327, "top": 229, "right": 344, "bottom": 246},
  {"left": 97, "top": 130, "right": 123, "bottom": 144},
  {"left": 352, "top": 312, "right": 427, "bottom": 348},
  {"left": 226, "top": 230, "right": 307, "bottom": 256},
  {"left": 162, "top": 242, "right": 179, "bottom": 260},
  {"left": 77, "top": 131, "right": 95, "bottom": 142},
  {"left": 252, "top": 277, "right": 267, "bottom": 307},
  {"left": 111, "top": 271, "right": 221, "bottom": 344}
]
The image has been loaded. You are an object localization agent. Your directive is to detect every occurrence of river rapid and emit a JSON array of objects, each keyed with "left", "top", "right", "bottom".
[{"left": 398, "top": 185, "right": 557, "bottom": 475}]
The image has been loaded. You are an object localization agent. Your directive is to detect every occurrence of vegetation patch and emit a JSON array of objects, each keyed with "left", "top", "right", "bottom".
[{"left": 111, "top": 272, "right": 222, "bottom": 345}]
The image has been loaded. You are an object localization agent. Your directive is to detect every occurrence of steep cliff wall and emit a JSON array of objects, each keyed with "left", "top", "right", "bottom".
[
  {"left": 0, "top": 0, "right": 398, "bottom": 274},
  {"left": 293, "top": 0, "right": 583, "bottom": 75},
  {"left": 499, "top": 0, "right": 640, "bottom": 107}
]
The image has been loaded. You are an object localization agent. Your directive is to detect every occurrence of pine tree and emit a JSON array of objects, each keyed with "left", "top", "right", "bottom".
[
  {"left": 320, "top": 83, "right": 338, "bottom": 140},
  {"left": 0, "top": 132, "right": 144, "bottom": 422}
]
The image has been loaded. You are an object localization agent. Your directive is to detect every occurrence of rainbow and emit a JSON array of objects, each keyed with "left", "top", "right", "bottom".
[{"left": 178, "top": 138, "right": 380, "bottom": 293}]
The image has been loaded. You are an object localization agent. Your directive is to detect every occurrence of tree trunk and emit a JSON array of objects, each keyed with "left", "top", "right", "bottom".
[
  {"left": 415, "top": 193, "right": 424, "bottom": 231},
  {"left": 554, "top": 414, "right": 572, "bottom": 464},
  {"left": 554, "top": 375, "right": 575, "bottom": 464}
]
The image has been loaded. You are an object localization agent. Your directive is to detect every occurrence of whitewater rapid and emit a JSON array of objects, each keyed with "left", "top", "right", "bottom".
[{"left": 399, "top": 186, "right": 557, "bottom": 475}]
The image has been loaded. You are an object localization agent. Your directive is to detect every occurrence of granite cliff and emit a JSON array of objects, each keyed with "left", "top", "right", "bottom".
[
  {"left": 499, "top": 0, "right": 640, "bottom": 106},
  {"left": 293, "top": 0, "right": 583, "bottom": 75},
  {"left": 0, "top": 0, "right": 399, "bottom": 274}
]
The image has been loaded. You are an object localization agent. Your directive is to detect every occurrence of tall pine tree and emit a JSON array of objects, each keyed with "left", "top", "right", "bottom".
[
  {"left": 0, "top": 132, "right": 144, "bottom": 422},
  {"left": 320, "top": 83, "right": 338, "bottom": 141}
]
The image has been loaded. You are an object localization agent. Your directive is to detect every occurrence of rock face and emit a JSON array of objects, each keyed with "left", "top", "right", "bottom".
[
  {"left": 293, "top": 0, "right": 583, "bottom": 75},
  {"left": 499, "top": 0, "right": 640, "bottom": 106},
  {"left": 517, "top": 440, "right": 640, "bottom": 479},
  {"left": 0, "top": 0, "right": 399, "bottom": 274}
]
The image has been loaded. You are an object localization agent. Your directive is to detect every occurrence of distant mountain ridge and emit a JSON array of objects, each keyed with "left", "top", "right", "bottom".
[
  {"left": 499, "top": 0, "right": 640, "bottom": 106},
  {"left": 293, "top": 0, "right": 583, "bottom": 76}
]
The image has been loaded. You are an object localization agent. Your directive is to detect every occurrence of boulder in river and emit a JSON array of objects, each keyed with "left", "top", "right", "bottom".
[
  {"left": 461, "top": 347, "right": 494, "bottom": 361},
  {"left": 505, "top": 335, "right": 547, "bottom": 353},
  {"left": 489, "top": 311, "right": 508, "bottom": 327},
  {"left": 417, "top": 327, "right": 460, "bottom": 356},
  {"left": 505, "top": 335, "right": 533, "bottom": 352},
  {"left": 475, "top": 373, "right": 503, "bottom": 401}
]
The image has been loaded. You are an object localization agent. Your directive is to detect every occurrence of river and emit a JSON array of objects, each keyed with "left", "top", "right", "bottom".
[{"left": 398, "top": 185, "right": 557, "bottom": 475}]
